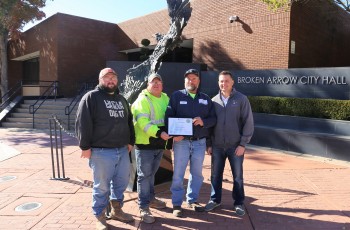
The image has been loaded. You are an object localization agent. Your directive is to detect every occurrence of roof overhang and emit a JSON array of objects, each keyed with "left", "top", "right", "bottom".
[
  {"left": 118, "top": 39, "right": 193, "bottom": 54},
  {"left": 11, "top": 51, "right": 40, "bottom": 61}
]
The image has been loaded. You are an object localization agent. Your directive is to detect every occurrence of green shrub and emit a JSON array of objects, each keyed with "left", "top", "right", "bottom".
[{"left": 248, "top": 96, "right": 350, "bottom": 121}]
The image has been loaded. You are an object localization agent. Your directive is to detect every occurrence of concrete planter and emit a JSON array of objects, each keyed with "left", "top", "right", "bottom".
[{"left": 251, "top": 113, "right": 350, "bottom": 161}]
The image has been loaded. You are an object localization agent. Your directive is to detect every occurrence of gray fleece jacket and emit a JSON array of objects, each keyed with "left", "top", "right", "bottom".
[{"left": 211, "top": 89, "right": 254, "bottom": 148}]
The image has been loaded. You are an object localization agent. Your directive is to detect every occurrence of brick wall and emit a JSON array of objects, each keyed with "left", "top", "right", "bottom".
[
  {"left": 118, "top": 0, "right": 291, "bottom": 71},
  {"left": 8, "top": 13, "right": 130, "bottom": 97},
  {"left": 289, "top": 0, "right": 350, "bottom": 68}
]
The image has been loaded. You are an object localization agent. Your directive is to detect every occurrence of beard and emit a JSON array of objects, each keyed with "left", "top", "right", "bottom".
[
  {"left": 186, "top": 84, "right": 198, "bottom": 92},
  {"left": 100, "top": 83, "right": 117, "bottom": 93}
]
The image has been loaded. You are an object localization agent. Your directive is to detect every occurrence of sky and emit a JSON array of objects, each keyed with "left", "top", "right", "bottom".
[{"left": 23, "top": 0, "right": 168, "bottom": 31}]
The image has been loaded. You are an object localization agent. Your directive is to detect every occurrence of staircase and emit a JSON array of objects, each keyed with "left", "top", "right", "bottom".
[{"left": 1, "top": 98, "right": 77, "bottom": 130}]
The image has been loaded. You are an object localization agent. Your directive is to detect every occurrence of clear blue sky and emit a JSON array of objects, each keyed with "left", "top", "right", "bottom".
[{"left": 23, "top": 0, "right": 168, "bottom": 31}]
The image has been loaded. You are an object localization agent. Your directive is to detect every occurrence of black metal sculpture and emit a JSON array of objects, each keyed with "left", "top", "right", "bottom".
[{"left": 119, "top": 0, "right": 192, "bottom": 103}]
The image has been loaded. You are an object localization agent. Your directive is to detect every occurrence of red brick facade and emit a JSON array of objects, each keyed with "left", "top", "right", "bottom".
[
  {"left": 289, "top": 1, "right": 350, "bottom": 67},
  {"left": 7, "top": 0, "right": 350, "bottom": 97},
  {"left": 8, "top": 14, "right": 130, "bottom": 97}
]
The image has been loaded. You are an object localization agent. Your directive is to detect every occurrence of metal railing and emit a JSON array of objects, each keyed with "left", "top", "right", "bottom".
[
  {"left": 0, "top": 81, "right": 23, "bottom": 112},
  {"left": 29, "top": 81, "right": 59, "bottom": 128},
  {"left": 65, "top": 82, "right": 95, "bottom": 130}
]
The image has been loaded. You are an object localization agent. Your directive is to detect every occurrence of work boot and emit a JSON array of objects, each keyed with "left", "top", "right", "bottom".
[
  {"left": 110, "top": 200, "right": 134, "bottom": 222},
  {"left": 95, "top": 210, "right": 108, "bottom": 230},
  {"left": 149, "top": 198, "right": 166, "bottom": 209}
]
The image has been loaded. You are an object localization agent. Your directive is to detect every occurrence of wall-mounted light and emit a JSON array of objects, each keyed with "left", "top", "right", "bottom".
[{"left": 229, "top": 15, "right": 239, "bottom": 23}]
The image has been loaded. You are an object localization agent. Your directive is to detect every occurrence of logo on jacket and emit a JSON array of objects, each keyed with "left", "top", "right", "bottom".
[{"left": 104, "top": 100, "right": 125, "bottom": 118}]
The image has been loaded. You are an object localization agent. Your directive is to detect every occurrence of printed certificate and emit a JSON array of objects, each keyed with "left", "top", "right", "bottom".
[{"left": 168, "top": 118, "right": 193, "bottom": 136}]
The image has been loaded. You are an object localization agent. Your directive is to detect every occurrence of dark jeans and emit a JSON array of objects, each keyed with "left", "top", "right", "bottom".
[
  {"left": 210, "top": 146, "right": 245, "bottom": 205},
  {"left": 135, "top": 149, "right": 163, "bottom": 209}
]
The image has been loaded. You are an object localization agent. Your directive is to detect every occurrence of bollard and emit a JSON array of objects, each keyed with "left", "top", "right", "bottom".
[{"left": 49, "top": 118, "right": 70, "bottom": 180}]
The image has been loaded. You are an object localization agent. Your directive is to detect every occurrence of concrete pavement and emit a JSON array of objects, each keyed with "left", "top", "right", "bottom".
[{"left": 0, "top": 127, "right": 349, "bottom": 230}]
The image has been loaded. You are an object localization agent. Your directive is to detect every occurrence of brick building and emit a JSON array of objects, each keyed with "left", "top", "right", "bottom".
[{"left": 7, "top": 0, "right": 350, "bottom": 97}]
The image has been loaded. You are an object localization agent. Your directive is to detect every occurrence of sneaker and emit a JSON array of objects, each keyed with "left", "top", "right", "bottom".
[
  {"left": 234, "top": 205, "right": 245, "bottom": 216},
  {"left": 204, "top": 201, "right": 221, "bottom": 212},
  {"left": 149, "top": 198, "right": 166, "bottom": 209},
  {"left": 173, "top": 206, "right": 182, "bottom": 217},
  {"left": 140, "top": 208, "right": 155, "bottom": 224},
  {"left": 187, "top": 202, "right": 205, "bottom": 212}
]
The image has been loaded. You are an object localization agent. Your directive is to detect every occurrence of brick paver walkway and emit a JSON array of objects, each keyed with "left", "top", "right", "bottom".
[{"left": 0, "top": 128, "right": 349, "bottom": 230}]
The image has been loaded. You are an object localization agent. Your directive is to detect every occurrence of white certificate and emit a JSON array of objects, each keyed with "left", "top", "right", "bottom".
[{"left": 168, "top": 118, "right": 193, "bottom": 136}]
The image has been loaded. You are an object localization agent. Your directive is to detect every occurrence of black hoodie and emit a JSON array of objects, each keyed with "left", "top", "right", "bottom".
[{"left": 75, "top": 86, "right": 135, "bottom": 150}]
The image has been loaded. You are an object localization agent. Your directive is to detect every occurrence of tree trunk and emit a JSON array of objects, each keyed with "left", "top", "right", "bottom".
[{"left": 0, "top": 32, "right": 9, "bottom": 101}]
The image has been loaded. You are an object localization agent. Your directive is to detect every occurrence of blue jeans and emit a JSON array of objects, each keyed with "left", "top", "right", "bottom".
[
  {"left": 89, "top": 146, "right": 130, "bottom": 216},
  {"left": 210, "top": 146, "right": 245, "bottom": 205},
  {"left": 171, "top": 138, "right": 206, "bottom": 206},
  {"left": 135, "top": 149, "right": 163, "bottom": 209}
]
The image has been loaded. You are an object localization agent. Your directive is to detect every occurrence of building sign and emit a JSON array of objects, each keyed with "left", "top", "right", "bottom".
[
  {"left": 231, "top": 67, "right": 350, "bottom": 100},
  {"left": 237, "top": 76, "right": 347, "bottom": 85}
]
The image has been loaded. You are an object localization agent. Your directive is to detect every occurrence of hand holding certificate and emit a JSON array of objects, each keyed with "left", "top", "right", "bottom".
[{"left": 168, "top": 118, "right": 193, "bottom": 136}]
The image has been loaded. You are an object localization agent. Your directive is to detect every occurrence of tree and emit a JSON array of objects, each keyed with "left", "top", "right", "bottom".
[
  {"left": 140, "top": 38, "right": 151, "bottom": 61},
  {"left": 259, "top": 0, "right": 350, "bottom": 13},
  {"left": 0, "top": 0, "right": 49, "bottom": 100}
]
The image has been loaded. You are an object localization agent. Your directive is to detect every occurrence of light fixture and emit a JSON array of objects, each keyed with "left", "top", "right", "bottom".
[{"left": 229, "top": 15, "right": 239, "bottom": 23}]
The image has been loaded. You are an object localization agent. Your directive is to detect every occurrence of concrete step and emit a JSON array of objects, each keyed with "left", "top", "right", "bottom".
[
  {"left": 20, "top": 104, "right": 73, "bottom": 110},
  {"left": 1, "top": 120, "right": 75, "bottom": 130},
  {"left": 2, "top": 97, "right": 78, "bottom": 130},
  {"left": 6, "top": 117, "right": 75, "bottom": 123},
  {"left": 11, "top": 113, "right": 75, "bottom": 119},
  {"left": 15, "top": 108, "right": 72, "bottom": 115}
]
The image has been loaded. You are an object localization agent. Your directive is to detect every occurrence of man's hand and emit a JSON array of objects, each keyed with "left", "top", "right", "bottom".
[
  {"left": 235, "top": 145, "right": 245, "bottom": 156},
  {"left": 173, "top": 136, "right": 184, "bottom": 142},
  {"left": 193, "top": 117, "right": 204, "bottom": 126},
  {"left": 160, "top": 131, "right": 172, "bottom": 140},
  {"left": 206, "top": 146, "right": 212, "bottom": 155},
  {"left": 81, "top": 149, "right": 92, "bottom": 159},
  {"left": 127, "top": 144, "right": 133, "bottom": 153}
]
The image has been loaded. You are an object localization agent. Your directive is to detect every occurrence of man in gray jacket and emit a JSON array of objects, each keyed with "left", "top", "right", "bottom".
[{"left": 204, "top": 70, "right": 254, "bottom": 216}]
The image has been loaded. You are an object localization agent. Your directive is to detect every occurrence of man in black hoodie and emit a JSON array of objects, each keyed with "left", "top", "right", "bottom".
[{"left": 76, "top": 67, "right": 135, "bottom": 230}]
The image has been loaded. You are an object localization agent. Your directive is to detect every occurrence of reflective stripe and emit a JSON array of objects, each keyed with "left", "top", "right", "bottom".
[
  {"left": 141, "top": 95, "right": 164, "bottom": 132},
  {"left": 136, "top": 113, "right": 150, "bottom": 121},
  {"left": 143, "top": 123, "right": 153, "bottom": 132},
  {"left": 144, "top": 95, "right": 156, "bottom": 121}
]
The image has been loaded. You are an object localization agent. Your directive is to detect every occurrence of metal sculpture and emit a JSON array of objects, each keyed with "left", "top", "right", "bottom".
[{"left": 119, "top": 0, "right": 192, "bottom": 103}]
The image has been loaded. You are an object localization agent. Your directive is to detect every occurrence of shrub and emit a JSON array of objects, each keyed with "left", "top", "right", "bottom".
[{"left": 248, "top": 96, "right": 350, "bottom": 121}]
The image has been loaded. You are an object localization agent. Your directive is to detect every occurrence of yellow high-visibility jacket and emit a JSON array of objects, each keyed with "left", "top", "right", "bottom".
[{"left": 131, "top": 89, "right": 169, "bottom": 147}]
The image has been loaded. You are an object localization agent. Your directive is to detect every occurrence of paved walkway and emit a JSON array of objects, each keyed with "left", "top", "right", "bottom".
[{"left": 0, "top": 127, "right": 349, "bottom": 230}]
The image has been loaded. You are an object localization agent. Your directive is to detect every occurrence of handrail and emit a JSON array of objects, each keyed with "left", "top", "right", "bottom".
[
  {"left": 29, "top": 81, "right": 59, "bottom": 128},
  {"left": 0, "top": 81, "right": 23, "bottom": 111},
  {"left": 65, "top": 82, "right": 95, "bottom": 130}
]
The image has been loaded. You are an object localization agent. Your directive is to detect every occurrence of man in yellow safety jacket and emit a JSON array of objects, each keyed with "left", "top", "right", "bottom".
[{"left": 131, "top": 73, "right": 172, "bottom": 224}]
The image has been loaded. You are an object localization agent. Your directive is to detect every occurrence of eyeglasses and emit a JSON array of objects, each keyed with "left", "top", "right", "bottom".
[
  {"left": 149, "top": 81, "right": 163, "bottom": 85},
  {"left": 102, "top": 76, "right": 117, "bottom": 81}
]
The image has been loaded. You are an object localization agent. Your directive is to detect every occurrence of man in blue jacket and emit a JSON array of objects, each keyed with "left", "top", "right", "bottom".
[
  {"left": 165, "top": 69, "right": 216, "bottom": 217},
  {"left": 204, "top": 70, "right": 254, "bottom": 216}
]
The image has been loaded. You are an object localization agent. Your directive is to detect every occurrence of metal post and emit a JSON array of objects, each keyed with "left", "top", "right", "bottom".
[
  {"left": 49, "top": 120, "right": 56, "bottom": 178},
  {"left": 54, "top": 121, "right": 61, "bottom": 178},
  {"left": 49, "top": 118, "right": 69, "bottom": 180}
]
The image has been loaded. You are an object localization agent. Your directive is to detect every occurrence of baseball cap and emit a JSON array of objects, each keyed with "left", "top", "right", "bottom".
[
  {"left": 184, "top": 69, "right": 199, "bottom": 77},
  {"left": 148, "top": 73, "right": 162, "bottom": 83},
  {"left": 99, "top": 68, "right": 117, "bottom": 79}
]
